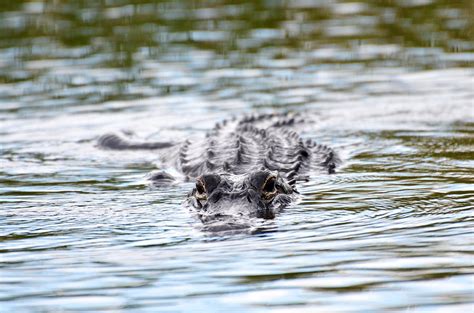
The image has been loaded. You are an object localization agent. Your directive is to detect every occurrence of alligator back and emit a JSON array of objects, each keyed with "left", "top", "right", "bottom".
[{"left": 177, "top": 112, "right": 340, "bottom": 184}]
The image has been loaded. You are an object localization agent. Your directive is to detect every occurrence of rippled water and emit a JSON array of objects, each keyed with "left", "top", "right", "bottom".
[{"left": 1, "top": 0, "right": 473, "bottom": 312}]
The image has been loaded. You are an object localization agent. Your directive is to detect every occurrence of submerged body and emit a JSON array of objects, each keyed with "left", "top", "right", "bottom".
[{"left": 98, "top": 112, "right": 340, "bottom": 228}]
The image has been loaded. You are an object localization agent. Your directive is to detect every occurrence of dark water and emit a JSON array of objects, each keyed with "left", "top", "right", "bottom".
[{"left": 1, "top": 0, "right": 473, "bottom": 312}]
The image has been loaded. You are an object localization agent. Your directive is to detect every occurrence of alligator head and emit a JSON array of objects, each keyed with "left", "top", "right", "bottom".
[{"left": 187, "top": 170, "right": 296, "bottom": 228}]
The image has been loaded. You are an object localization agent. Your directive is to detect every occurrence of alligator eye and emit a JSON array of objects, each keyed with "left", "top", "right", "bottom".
[
  {"left": 195, "top": 179, "right": 207, "bottom": 200},
  {"left": 262, "top": 176, "right": 278, "bottom": 200},
  {"left": 263, "top": 176, "right": 276, "bottom": 193},
  {"left": 196, "top": 181, "right": 205, "bottom": 194}
]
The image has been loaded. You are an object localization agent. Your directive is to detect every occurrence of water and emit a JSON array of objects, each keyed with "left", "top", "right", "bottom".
[{"left": 1, "top": 0, "right": 473, "bottom": 312}]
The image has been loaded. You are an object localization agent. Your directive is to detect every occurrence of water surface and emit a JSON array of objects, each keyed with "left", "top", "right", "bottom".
[{"left": 1, "top": 0, "right": 473, "bottom": 312}]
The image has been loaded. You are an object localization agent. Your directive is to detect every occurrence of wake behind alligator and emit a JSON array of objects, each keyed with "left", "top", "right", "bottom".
[{"left": 98, "top": 112, "right": 341, "bottom": 231}]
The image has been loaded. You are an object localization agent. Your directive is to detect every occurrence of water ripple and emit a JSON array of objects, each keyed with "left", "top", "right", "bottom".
[{"left": 1, "top": 0, "right": 473, "bottom": 312}]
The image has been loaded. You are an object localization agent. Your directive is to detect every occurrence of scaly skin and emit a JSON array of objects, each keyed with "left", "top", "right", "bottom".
[{"left": 98, "top": 112, "right": 340, "bottom": 229}]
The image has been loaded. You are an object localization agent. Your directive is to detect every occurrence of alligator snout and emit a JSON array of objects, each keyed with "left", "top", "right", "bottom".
[
  {"left": 206, "top": 190, "right": 247, "bottom": 204},
  {"left": 188, "top": 170, "right": 296, "bottom": 227},
  {"left": 199, "top": 189, "right": 275, "bottom": 222}
]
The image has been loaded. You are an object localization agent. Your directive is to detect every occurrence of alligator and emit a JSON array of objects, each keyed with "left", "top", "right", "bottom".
[{"left": 98, "top": 112, "right": 340, "bottom": 230}]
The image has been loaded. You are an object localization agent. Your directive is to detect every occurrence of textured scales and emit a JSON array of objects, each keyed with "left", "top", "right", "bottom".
[
  {"left": 98, "top": 112, "right": 341, "bottom": 228},
  {"left": 175, "top": 112, "right": 340, "bottom": 185}
]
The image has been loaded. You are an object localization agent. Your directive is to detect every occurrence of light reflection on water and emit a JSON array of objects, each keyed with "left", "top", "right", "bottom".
[{"left": 0, "top": 0, "right": 473, "bottom": 312}]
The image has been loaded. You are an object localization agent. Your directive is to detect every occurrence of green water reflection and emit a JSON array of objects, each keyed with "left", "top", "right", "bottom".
[
  {"left": 0, "top": 1, "right": 473, "bottom": 313},
  {"left": 0, "top": 0, "right": 472, "bottom": 77}
]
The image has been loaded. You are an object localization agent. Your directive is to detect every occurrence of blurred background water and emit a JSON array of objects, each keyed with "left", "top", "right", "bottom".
[{"left": 0, "top": 0, "right": 473, "bottom": 312}]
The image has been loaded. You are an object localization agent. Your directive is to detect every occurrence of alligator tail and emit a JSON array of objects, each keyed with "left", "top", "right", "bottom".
[{"left": 97, "top": 133, "right": 175, "bottom": 150}]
